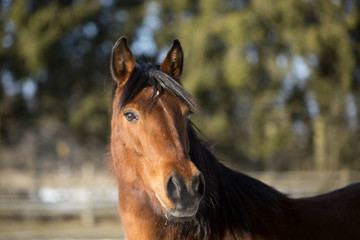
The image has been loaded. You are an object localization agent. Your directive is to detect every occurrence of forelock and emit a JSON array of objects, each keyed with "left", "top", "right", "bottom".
[{"left": 113, "top": 63, "right": 200, "bottom": 112}]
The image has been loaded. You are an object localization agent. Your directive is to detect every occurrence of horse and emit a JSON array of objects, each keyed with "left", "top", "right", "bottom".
[{"left": 109, "top": 36, "right": 360, "bottom": 240}]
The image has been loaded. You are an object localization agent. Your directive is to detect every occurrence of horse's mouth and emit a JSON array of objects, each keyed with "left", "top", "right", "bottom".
[
  {"left": 165, "top": 210, "right": 196, "bottom": 222},
  {"left": 156, "top": 193, "right": 198, "bottom": 222}
]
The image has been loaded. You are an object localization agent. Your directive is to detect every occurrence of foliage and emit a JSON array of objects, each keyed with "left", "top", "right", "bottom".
[{"left": 1, "top": 0, "right": 359, "bottom": 171}]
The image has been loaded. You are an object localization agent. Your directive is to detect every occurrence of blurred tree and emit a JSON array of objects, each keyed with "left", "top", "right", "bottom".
[
  {"left": 0, "top": 0, "right": 145, "bottom": 143},
  {"left": 1, "top": 0, "right": 359, "bottom": 172},
  {"left": 0, "top": 0, "right": 145, "bottom": 170}
]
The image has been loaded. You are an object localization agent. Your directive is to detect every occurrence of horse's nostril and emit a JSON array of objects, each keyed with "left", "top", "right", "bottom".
[
  {"left": 165, "top": 172, "right": 205, "bottom": 211},
  {"left": 166, "top": 175, "right": 182, "bottom": 201},
  {"left": 192, "top": 173, "right": 205, "bottom": 197}
]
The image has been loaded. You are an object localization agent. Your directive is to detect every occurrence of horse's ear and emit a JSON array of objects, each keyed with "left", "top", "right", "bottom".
[
  {"left": 160, "top": 39, "right": 184, "bottom": 82},
  {"left": 110, "top": 36, "right": 135, "bottom": 87}
]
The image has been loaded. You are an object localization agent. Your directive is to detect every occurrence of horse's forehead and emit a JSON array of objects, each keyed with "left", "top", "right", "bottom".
[
  {"left": 131, "top": 87, "right": 154, "bottom": 103},
  {"left": 130, "top": 87, "right": 185, "bottom": 113}
]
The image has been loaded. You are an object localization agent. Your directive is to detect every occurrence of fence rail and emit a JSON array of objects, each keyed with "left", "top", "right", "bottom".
[
  {"left": 1, "top": 171, "right": 360, "bottom": 225},
  {"left": 249, "top": 170, "right": 360, "bottom": 197}
]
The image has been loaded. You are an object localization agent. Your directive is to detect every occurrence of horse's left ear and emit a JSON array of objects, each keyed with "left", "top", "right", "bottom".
[{"left": 160, "top": 39, "right": 184, "bottom": 82}]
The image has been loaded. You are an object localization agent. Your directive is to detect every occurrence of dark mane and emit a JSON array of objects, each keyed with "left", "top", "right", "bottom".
[
  {"left": 111, "top": 62, "right": 288, "bottom": 239},
  {"left": 183, "top": 123, "right": 289, "bottom": 238},
  {"left": 112, "top": 63, "right": 200, "bottom": 113}
]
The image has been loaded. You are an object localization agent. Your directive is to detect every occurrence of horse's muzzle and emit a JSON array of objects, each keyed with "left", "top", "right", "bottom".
[{"left": 163, "top": 172, "right": 205, "bottom": 221}]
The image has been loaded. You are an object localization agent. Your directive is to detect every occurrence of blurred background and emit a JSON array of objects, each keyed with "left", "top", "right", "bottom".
[{"left": 1, "top": 0, "right": 360, "bottom": 239}]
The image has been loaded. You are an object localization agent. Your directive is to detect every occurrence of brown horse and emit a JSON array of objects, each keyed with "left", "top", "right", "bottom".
[{"left": 109, "top": 36, "right": 360, "bottom": 240}]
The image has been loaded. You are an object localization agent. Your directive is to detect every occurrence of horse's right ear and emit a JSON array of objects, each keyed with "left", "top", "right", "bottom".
[{"left": 110, "top": 36, "right": 135, "bottom": 87}]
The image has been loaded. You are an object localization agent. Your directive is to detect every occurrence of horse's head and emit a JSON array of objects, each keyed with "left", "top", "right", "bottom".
[{"left": 110, "top": 37, "right": 205, "bottom": 221}]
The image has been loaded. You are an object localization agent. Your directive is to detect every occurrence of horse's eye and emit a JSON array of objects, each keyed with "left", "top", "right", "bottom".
[
  {"left": 185, "top": 111, "right": 193, "bottom": 120},
  {"left": 124, "top": 112, "right": 138, "bottom": 122}
]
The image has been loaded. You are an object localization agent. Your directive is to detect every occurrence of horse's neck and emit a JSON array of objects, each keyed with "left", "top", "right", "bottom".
[{"left": 205, "top": 161, "right": 292, "bottom": 238}]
